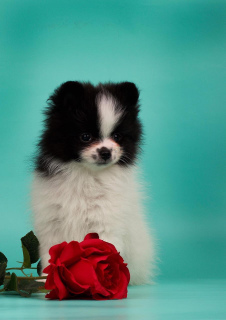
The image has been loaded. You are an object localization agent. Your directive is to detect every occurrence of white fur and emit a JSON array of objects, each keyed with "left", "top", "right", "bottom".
[
  {"left": 31, "top": 162, "right": 155, "bottom": 284},
  {"left": 97, "top": 93, "right": 123, "bottom": 138}
]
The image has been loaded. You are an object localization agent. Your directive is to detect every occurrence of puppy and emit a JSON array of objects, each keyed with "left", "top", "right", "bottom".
[{"left": 31, "top": 81, "right": 155, "bottom": 284}]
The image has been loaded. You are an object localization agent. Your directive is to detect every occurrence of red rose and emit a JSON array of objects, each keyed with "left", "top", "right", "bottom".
[{"left": 43, "top": 233, "right": 130, "bottom": 300}]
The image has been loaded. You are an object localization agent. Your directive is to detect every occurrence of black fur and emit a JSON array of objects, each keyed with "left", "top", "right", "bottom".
[{"left": 35, "top": 81, "right": 143, "bottom": 175}]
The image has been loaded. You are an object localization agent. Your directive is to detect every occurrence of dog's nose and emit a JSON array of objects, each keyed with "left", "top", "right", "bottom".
[{"left": 98, "top": 147, "right": 111, "bottom": 161}]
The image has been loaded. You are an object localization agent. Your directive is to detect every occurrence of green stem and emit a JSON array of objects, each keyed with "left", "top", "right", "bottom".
[
  {"left": 6, "top": 267, "right": 37, "bottom": 271},
  {"left": 4, "top": 275, "right": 47, "bottom": 281},
  {"left": 21, "top": 269, "right": 29, "bottom": 277}
]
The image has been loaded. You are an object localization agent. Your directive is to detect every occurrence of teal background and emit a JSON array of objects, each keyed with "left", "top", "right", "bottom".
[
  {"left": 0, "top": 0, "right": 225, "bottom": 284},
  {"left": 1, "top": 281, "right": 226, "bottom": 319}
]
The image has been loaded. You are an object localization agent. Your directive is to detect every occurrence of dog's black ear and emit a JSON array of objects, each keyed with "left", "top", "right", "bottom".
[
  {"left": 116, "top": 82, "right": 139, "bottom": 107},
  {"left": 49, "top": 81, "right": 84, "bottom": 110}
]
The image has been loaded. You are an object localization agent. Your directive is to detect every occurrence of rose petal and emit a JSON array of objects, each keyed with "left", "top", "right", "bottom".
[
  {"left": 90, "top": 278, "right": 111, "bottom": 298},
  {"left": 101, "top": 263, "right": 120, "bottom": 292},
  {"left": 108, "top": 252, "right": 125, "bottom": 265},
  {"left": 68, "top": 258, "right": 96, "bottom": 286},
  {"left": 91, "top": 293, "right": 111, "bottom": 300},
  {"left": 45, "top": 288, "right": 59, "bottom": 300},
  {"left": 111, "top": 271, "right": 129, "bottom": 299},
  {"left": 69, "top": 258, "right": 110, "bottom": 297},
  {"left": 84, "top": 233, "right": 99, "bottom": 240},
  {"left": 119, "top": 264, "right": 130, "bottom": 284},
  {"left": 95, "top": 262, "right": 109, "bottom": 283},
  {"left": 59, "top": 241, "right": 83, "bottom": 266},
  {"left": 60, "top": 267, "right": 90, "bottom": 295},
  {"left": 82, "top": 247, "right": 108, "bottom": 257},
  {"left": 43, "top": 264, "right": 54, "bottom": 275},
  {"left": 83, "top": 252, "right": 111, "bottom": 269},
  {"left": 48, "top": 242, "right": 67, "bottom": 264},
  {"left": 102, "top": 242, "right": 118, "bottom": 254},
  {"left": 80, "top": 239, "right": 117, "bottom": 255},
  {"left": 82, "top": 234, "right": 118, "bottom": 256},
  {"left": 45, "top": 266, "right": 56, "bottom": 290},
  {"left": 54, "top": 267, "right": 71, "bottom": 300},
  {"left": 98, "top": 262, "right": 109, "bottom": 272}
]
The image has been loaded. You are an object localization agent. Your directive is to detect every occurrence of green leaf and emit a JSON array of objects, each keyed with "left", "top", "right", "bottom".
[
  {"left": 37, "top": 260, "right": 42, "bottom": 276},
  {"left": 0, "top": 252, "right": 8, "bottom": 264},
  {"left": 37, "top": 287, "right": 50, "bottom": 294},
  {"left": 18, "top": 279, "right": 45, "bottom": 294},
  {"left": 3, "top": 277, "right": 47, "bottom": 297},
  {"left": 17, "top": 290, "right": 32, "bottom": 297},
  {"left": 5, "top": 273, "right": 18, "bottom": 292},
  {"left": 0, "top": 262, "right": 7, "bottom": 286},
  {"left": 22, "top": 244, "right": 31, "bottom": 268},
  {"left": 3, "top": 278, "right": 10, "bottom": 287},
  {"left": 21, "top": 231, "right": 40, "bottom": 264}
]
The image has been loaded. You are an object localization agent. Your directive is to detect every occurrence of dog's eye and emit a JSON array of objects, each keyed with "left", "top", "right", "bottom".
[
  {"left": 112, "top": 133, "right": 122, "bottom": 142},
  {"left": 80, "top": 133, "right": 92, "bottom": 142}
]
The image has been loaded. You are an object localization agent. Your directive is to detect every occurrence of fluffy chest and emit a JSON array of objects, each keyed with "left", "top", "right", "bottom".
[
  {"left": 32, "top": 164, "right": 134, "bottom": 218},
  {"left": 32, "top": 164, "right": 140, "bottom": 242}
]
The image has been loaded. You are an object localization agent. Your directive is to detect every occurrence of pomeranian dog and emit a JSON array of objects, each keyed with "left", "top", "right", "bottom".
[{"left": 31, "top": 81, "right": 155, "bottom": 284}]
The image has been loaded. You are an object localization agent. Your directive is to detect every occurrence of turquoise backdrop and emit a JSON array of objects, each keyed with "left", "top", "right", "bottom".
[{"left": 0, "top": 0, "right": 225, "bottom": 282}]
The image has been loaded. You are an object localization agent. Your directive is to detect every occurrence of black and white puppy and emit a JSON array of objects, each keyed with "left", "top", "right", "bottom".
[{"left": 31, "top": 81, "right": 155, "bottom": 284}]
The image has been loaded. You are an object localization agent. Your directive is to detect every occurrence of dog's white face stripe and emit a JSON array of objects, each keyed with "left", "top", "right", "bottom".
[{"left": 97, "top": 93, "right": 123, "bottom": 138}]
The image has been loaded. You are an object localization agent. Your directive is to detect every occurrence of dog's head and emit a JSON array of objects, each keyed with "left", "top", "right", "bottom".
[{"left": 37, "top": 81, "right": 142, "bottom": 173}]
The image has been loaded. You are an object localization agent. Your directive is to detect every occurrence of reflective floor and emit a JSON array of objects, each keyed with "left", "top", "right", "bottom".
[{"left": 1, "top": 280, "right": 225, "bottom": 320}]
